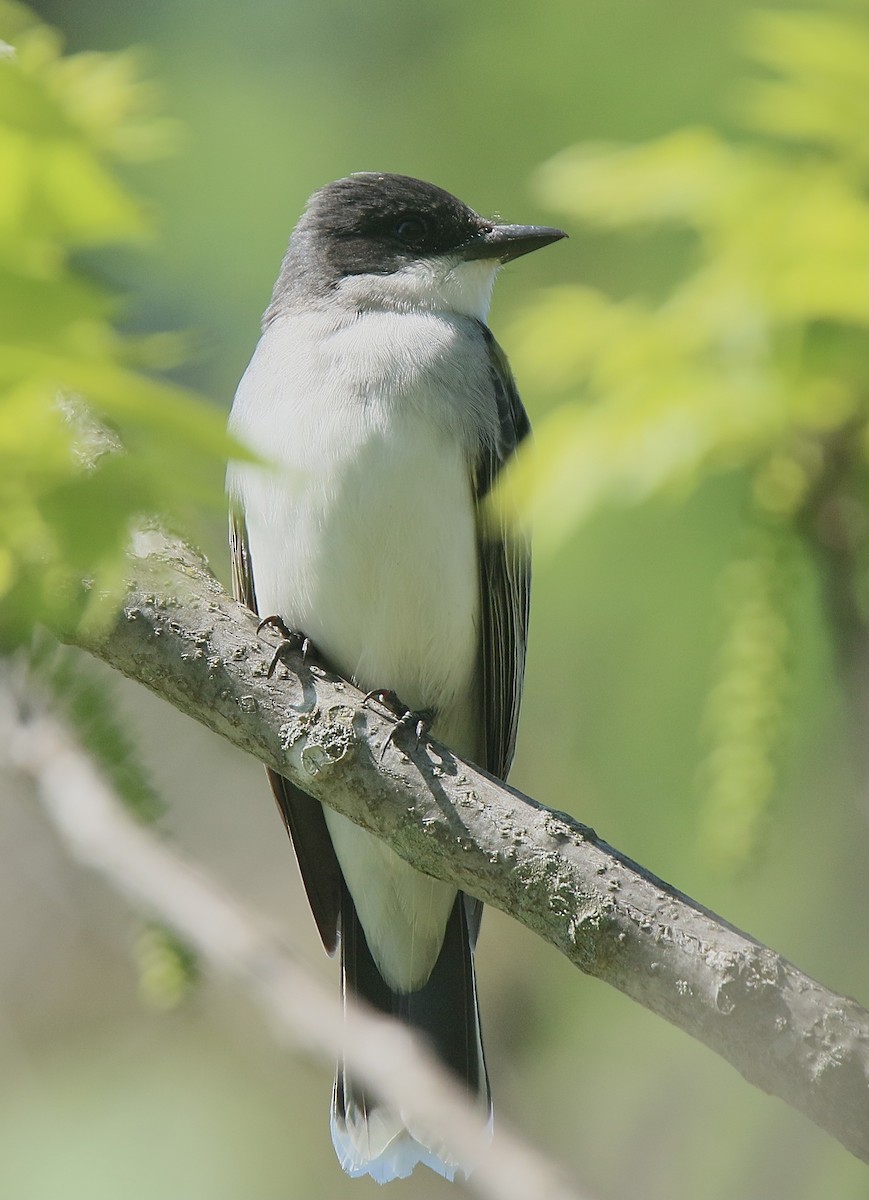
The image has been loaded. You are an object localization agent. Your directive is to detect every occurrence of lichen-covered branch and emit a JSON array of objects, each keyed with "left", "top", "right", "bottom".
[{"left": 66, "top": 529, "right": 869, "bottom": 1166}]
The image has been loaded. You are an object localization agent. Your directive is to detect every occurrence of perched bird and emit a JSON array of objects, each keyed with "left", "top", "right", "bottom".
[{"left": 227, "top": 173, "right": 565, "bottom": 1182}]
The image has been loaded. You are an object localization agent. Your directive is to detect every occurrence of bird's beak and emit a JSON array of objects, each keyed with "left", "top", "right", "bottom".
[{"left": 460, "top": 223, "right": 568, "bottom": 264}]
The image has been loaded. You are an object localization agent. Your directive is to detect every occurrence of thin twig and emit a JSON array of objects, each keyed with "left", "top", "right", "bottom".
[{"left": 2, "top": 683, "right": 589, "bottom": 1200}]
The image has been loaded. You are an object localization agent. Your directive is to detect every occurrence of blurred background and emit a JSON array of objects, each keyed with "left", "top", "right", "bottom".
[{"left": 3, "top": 0, "right": 869, "bottom": 1197}]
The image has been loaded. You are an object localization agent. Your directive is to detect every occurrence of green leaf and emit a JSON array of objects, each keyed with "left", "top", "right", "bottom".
[
  {"left": 0, "top": 5, "right": 230, "bottom": 648},
  {"left": 696, "top": 517, "right": 798, "bottom": 872},
  {"left": 737, "top": 10, "right": 869, "bottom": 164}
]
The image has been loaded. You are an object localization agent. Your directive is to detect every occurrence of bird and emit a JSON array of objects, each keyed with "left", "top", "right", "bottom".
[{"left": 226, "top": 172, "right": 565, "bottom": 1182}]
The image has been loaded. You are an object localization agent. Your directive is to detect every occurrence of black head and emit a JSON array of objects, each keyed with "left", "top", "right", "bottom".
[
  {"left": 268, "top": 173, "right": 566, "bottom": 316},
  {"left": 297, "top": 173, "right": 489, "bottom": 277}
]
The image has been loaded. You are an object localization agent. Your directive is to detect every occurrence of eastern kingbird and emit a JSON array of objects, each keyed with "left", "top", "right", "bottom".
[{"left": 227, "top": 173, "right": 565, "bottom": 1183}]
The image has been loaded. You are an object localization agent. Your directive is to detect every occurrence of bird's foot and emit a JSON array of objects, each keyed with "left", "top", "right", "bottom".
[
  {"left": 256, "top": 615, "right": 315, "bottom": 678},
  {"left": 364, "top": 689, "right": 434, "bottom": 761}
]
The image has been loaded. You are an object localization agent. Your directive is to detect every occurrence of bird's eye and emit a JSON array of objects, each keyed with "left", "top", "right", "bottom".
[{"left": 395, "top": 217, "right": 427, "bottom": 245}]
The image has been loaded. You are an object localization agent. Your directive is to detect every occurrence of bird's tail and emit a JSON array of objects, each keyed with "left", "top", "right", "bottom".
[{"left": 330, "top": 889, "right": 491, "bottom": 1183}]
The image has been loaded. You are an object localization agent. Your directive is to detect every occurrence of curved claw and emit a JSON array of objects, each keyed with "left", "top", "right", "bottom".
[
  {"left": 257, "top": 615, "right": 314, "bottom": 675},
  {"left": 257, "top": 614, "right": 292, "bottom": 639},
  {"left": 267, "top": 645, "right": 290, "bottom": 679},
  {"left": 378, "top": 706, "right": 434, "bottom": 761}
]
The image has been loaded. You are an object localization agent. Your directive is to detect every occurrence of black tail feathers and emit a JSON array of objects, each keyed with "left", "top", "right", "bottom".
[{"left": 331, "top": 890, "right": 490, "bottom": 1182}]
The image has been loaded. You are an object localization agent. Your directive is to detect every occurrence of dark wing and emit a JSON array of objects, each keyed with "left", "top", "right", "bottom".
[
  {"left": 229, "top": 507, "right": 343, "bottom": 953},
  {"left": 473, "top": 324, "right": 532, "bottom": 783},
  {"left": 229, "top": 506, "right": 257, "bottom": 611}
]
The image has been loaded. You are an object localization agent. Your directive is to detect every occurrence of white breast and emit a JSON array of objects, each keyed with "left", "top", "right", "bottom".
[
  {"left": 228, "top": 307, "right": 486, "bottom": 742},
  {"left": 228, "top": 305, "right": 490, "bottom": 989}
]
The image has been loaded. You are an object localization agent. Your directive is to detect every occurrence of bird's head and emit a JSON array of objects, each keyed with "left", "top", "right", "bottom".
[{"left": 273, "top": 172, "right": 566, "bottom": 321}]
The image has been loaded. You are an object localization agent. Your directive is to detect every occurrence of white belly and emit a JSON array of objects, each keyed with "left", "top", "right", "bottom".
[
  {"left": 228, "top": 312, "right": 484, "bottom": 989},
  {"left": 235, "top": 416, "right": 480, "bottom": 748}
]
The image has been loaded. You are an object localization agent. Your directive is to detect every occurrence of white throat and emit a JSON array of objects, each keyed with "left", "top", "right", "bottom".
[{"left": 335, "top": 255, "right": 499, "bottom": 322}]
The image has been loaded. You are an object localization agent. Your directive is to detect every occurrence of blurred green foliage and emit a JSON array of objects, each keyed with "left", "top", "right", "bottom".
[
  {"left": 0, "top": 0, "right": 231, "bottom": 648},
  {"left": 29, "top": 635, "right": 164, "bottom": 820},
  {"left": 134, "top": 924, "right": 199, "bottom": 1010},
  {"left": 504, "top": 2, "right": 869, "bottom": 867},
  {"left": 696, "top": 519, "right": 798, "bottom": 868}
]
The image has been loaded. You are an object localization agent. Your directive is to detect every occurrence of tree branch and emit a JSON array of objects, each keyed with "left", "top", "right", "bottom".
[
  {"left": 3, "top": 684, "right": 589, "bottom": 1200},
  {"left": 63, "top": 528, "right": 869, "bottom": 1166}
]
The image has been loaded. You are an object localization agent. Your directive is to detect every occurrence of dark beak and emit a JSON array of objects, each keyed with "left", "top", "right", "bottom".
[{"left": 461, "top": 222, "right": 568, "bottom": 264}]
